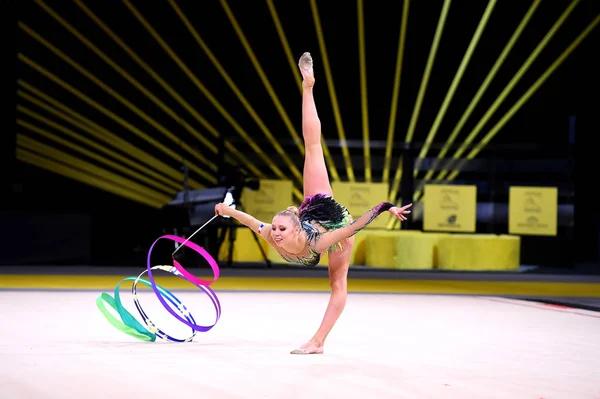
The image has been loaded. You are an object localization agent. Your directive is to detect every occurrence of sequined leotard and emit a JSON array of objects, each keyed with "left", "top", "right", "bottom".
[{"left": 276, "top": 193, "right": 394, "bottom": 267}]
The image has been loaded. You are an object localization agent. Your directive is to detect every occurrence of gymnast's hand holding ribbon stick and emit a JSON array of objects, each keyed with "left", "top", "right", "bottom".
[
  {"left": 213, "top": 196, "right": 272, "bottom": 239},
  {"left": 172, "top": 194, "right": 235, "bottom": 256},
  {"left": 214, "top": 203, "right": 232, "bottom": 217},
  {"left": 220, "top": 191, "right": 235, "bottom": 218}
]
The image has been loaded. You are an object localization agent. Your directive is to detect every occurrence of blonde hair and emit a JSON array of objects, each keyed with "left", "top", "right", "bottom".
[
  {"left": 286, "top": 206, "right": 299, "bottom": 217},
  {"left": 276, "top": 206, "right": 300, "bottom": 228}
]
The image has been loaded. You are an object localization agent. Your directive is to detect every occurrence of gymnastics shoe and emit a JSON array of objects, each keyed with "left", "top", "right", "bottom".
[
  {"left": 298, "top": 52, "right": 314, "bottom": 87},
  {"left": 290, "top": 346, "right": 324, "bottom": 355}
]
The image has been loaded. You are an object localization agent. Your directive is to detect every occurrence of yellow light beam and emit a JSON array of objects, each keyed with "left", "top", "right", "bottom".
[
  {"left": 433, "top": 0, "right": 580, "bottom": 182},
  {"left": 16, "top": 108, "right": 174, "bottom": 196},
  {"left": 17, "top": 134, "right": 172, "bottom": 205},
  {"left": 388, "top": 0, "right": 452, "bottom": 205},
  {"left": 414, "top": 0, "right": 542, "bottom": 198},
  {"left": 386, "top": 0, "right": 451, "bottom": 229},
  {"left": 17, "top": 53, "right": 205, "bottom": 189},
  {"left": 445, "top": 12, "right": 600, "bottom": 183},
  {"left": 415, "top": 0, "right": 497, "bottom": 174},
  {"left": 218, "top": 0, "right": 305, "bottom": 168},
  {"left": 18, "top": 21, "right": 215, "bottom": 185},
  {"left": 122, "top": 0, "right": 303, "bottom": 202},
  {"left": 310, "top": 0, "right": 355, "bottom": 182},
  {"left": 357, "top": 0, "right": 371, "bottom": 182},
  {"left": 35, "top": 0, "right": 218, "bottom": 163},
  {"left": 170, "top": 0, "right": 303, "bottom": 189},
  {"left": 401, "top": 5, "right": 596, "bottom": 228},
  {"left": 17, "top": 148, "right": 165, "bottom": 209},
  {"left": 382, "top": 0, "right": 409, "bottom": 183},
  {"left": 265, "top": 0, "right": 340, "bottom": 182},
  {"left": 17, "top": 81, "right": 182, "bottom": 192},
  {"left": 72, "top": 0, "right": 243, "bottom": 171}
]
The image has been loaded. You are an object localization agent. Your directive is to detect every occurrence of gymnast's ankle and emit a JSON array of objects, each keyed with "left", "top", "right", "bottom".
[{"left": 300, "top": 338, "right": 324, "bottom": 349}]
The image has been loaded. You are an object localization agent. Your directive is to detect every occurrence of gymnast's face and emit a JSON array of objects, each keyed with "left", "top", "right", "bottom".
[{"left": 270, "top": 215, "right": 298, "bottom": 246}]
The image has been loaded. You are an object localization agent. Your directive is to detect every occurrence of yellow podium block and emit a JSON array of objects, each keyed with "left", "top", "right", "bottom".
[
  {"left": 349, "top": 233, "right": 369, "bottom": 266},
  {"left": 365, "top": 232, "right": 397, "bottom": 269},
  {"left": 218, "top": 227, "right": 270, "bottom": 263},
  {"left": 437, "top": 234, "right": 520, "bottom": 271},
  {"left": 395, "top": 232, "right": 450, "bottom": 269},
  {"left": 365, "top": 231, "right": 422, "bottom": 269}
]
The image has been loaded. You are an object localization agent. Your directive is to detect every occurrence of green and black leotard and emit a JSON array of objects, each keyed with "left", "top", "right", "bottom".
[{"left": 277, "top": 193, "right": 394, "bottom": 267}]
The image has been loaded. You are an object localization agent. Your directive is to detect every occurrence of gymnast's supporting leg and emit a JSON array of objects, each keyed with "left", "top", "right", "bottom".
[{"left": 296, "top": 237, "right": 354, "bottom": 354}]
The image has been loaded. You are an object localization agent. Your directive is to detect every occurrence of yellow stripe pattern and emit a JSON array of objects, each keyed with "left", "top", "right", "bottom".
[{"left": 2, "top": 275, "right": 599, "bottom": 297}]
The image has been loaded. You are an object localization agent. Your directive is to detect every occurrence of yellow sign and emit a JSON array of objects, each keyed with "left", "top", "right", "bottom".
[
  {"left": 331, "top": 182, "right": 390, "bottom": 229},
  {"left": 241, "top": 179, "right": 293, "bottom": 224},
  {"left": 509, "top": 186, "right": 557, "bottom": 236},
  {"left": 423, "top": 184, "right": 477, "bottom": 232}
]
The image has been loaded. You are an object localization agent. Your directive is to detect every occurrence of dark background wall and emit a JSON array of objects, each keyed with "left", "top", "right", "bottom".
[{"left": 2, "top": 0, "right": 599, "bottom": 270}]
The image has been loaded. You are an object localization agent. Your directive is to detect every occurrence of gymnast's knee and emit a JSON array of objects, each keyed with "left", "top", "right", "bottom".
[{"left": 330, "top": 277, "right": 347, "bottom": 293}]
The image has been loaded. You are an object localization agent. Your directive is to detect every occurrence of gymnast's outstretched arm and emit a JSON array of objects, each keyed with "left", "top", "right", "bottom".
[
  {"left": 214, "top": 203, "right": 272, "bottom": 240},
  {"left": 312, "top": 202, "right": 412, "bottom": 253}
]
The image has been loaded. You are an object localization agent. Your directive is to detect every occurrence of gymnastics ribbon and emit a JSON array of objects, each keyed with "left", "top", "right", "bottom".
[{"left": 96, "top": 234, "right": 222, "bottom": 342}]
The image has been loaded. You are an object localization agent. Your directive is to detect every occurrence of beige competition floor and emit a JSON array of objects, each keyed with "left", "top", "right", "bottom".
[{"left": 1, "top": 290, "right": 599, "bottom": 399}]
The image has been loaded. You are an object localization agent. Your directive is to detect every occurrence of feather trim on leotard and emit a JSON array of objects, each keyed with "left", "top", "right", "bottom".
[
  {"left": 298, "top": 194, "right": 351, "bottom": 253},
  {"left": 298, "top": 194, "right": 351, "bottom": 230}
]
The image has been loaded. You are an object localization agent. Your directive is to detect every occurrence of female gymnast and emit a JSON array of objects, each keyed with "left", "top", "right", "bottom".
[{"left": 215, "top": 52, "right": 412, "bottom": 354}]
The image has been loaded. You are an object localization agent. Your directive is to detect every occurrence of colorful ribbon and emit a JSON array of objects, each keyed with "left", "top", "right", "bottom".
[{"left": 96, "top": 234, "right": 221, "bottom": 342}]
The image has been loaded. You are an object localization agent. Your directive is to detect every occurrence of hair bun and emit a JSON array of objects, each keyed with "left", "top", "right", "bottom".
[{"left": 286, "top": 206, "right": 299, "bottom": 217}]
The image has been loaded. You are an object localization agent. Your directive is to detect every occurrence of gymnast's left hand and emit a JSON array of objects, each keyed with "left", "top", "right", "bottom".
[{"left": 389, "top": 203, "right": 412, "bottom": 221}]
